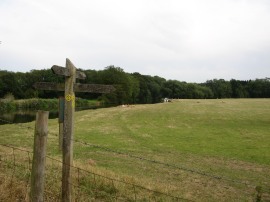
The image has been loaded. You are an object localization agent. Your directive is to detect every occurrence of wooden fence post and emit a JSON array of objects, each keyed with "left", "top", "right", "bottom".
[{"left": 30, "top": 110, "right": 49, "bottom": 202}]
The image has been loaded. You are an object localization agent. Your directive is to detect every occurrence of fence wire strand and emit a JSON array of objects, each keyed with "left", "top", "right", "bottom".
[
  {"left": 0, "top": 143, "right": 191, "bottom": 201},
  {"left": 48, "top": 131, "right": 258, "bottom": 188}
]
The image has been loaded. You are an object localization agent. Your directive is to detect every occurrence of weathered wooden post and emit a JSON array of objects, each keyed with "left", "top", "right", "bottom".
[
  {"left": 30, "top": 110, "right": 49, "bottom": 202},
  {"left": 33, "top": 58, "right": 115, "bottom": 202},
  {"left": 62, "top": 59, "right": 76, "bottom": 201}
]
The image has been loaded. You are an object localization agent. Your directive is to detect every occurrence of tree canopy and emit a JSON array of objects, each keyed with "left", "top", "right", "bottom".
[{"left": 0, "top": 67, "right": 269, "bottom": 104}]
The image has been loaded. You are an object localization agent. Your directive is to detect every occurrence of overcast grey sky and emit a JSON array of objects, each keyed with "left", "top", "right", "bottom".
[{"left": 1, "top": 0, "right": 270, "bottom": 82}]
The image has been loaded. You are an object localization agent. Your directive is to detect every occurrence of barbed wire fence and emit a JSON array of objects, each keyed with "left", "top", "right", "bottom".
[
  {"left": 0, "top": 117, "right": 269, "bottom": 201},
  {"left": 0, "top": 143, "right": 190, "bottom": 201}
]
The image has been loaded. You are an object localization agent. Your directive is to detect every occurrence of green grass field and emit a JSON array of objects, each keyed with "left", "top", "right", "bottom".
[{"left": 0, "top": 99, "right": 270, "bottom": 201}]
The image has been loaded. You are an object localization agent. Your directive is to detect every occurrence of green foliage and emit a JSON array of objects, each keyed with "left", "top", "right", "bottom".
[
  {"left": 1, "top": 68, "right": 270, "bottom": 105},
  {"left": 0, "top": 100, "right": 17, "bottom": 111},
  {"left": 76, "top": 98, "right": 100, "bottom": 108},
  {"left": 0, "top": 98, "right": 99, "bottom": 112},
  {"left": 230, "top": 79, "right": 249, "bottom": 98},
  {"left": 205, "top": 79, "right": 232, "bottom": 98},
  {"left": 17, "top": 98, "right": 58, "bottom": 110},
  {"left": 99, "top": 66, "right": 137, "bottom": 104},
  {"left": 247, "top": 79, "right": 270, "bottom": 98},
  {"left": 3, "top": 92, "right": 15, "bottom": 101}
]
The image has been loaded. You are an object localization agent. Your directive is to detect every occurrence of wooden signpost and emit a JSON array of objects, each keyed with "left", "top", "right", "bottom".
[{"left": 34, "top": 58, "right": 115, "bottom": 202}]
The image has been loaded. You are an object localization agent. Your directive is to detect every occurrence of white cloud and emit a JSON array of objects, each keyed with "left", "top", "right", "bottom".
[{"left": 0, "top": 0, "right": 270, "bottom": 82}]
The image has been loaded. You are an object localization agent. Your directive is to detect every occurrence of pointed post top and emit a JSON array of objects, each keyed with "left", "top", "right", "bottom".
[
  {"left": 51, "top": 59, "right": 86, "bottom": 80},
  {"left": 66, "top": 58, "right": 76, "bottom": 79}
]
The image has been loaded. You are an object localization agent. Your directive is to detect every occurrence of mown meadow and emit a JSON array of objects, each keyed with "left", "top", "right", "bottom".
[{"left": 0, "top": 99, "right": 270, "bottom": 201}]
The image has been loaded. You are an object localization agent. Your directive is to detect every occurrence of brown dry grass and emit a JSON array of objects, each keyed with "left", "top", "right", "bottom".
[{"left": 1, "top": 144, "right": 270, "bottom": 201}]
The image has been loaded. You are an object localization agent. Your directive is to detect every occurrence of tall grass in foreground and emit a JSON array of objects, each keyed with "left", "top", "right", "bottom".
[{"left": 0, "top": 145, "right": 183, "bottom": 201}]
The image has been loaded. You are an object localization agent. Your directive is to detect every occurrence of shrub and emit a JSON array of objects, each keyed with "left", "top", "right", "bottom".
[{"left": 3, "top": 93, "right": 15, "bottom": 101}]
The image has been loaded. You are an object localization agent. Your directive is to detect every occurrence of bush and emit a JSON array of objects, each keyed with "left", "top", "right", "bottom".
[
  {"left": 3, "top": 93, "right": 15, "bottom": 101},
  {"left": 0, "top": 98, "right": 100, "bottom": 113},
  {"left": 0, "top": 100, "right": 16, "bottom": 112},
  {"left": 16, "top": 99, "right": 58, "bottom": 110}
]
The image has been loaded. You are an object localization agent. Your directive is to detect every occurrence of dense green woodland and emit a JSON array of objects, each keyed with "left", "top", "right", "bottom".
[{"left": 0, "top": 66, "right": 270, "bottom": 104}]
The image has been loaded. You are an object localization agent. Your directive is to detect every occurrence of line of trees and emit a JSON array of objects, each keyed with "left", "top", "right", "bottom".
[{"left": 0, "top": 66, "right": 270, "bottom": 104}]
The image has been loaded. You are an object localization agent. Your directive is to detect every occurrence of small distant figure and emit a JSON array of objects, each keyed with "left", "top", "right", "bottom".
[
  {"left": 163, "top": 98, "right": 172, "bottom": 103},
  {"left": 121, "top": 104, "right": 130, "bottom": 108}
]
